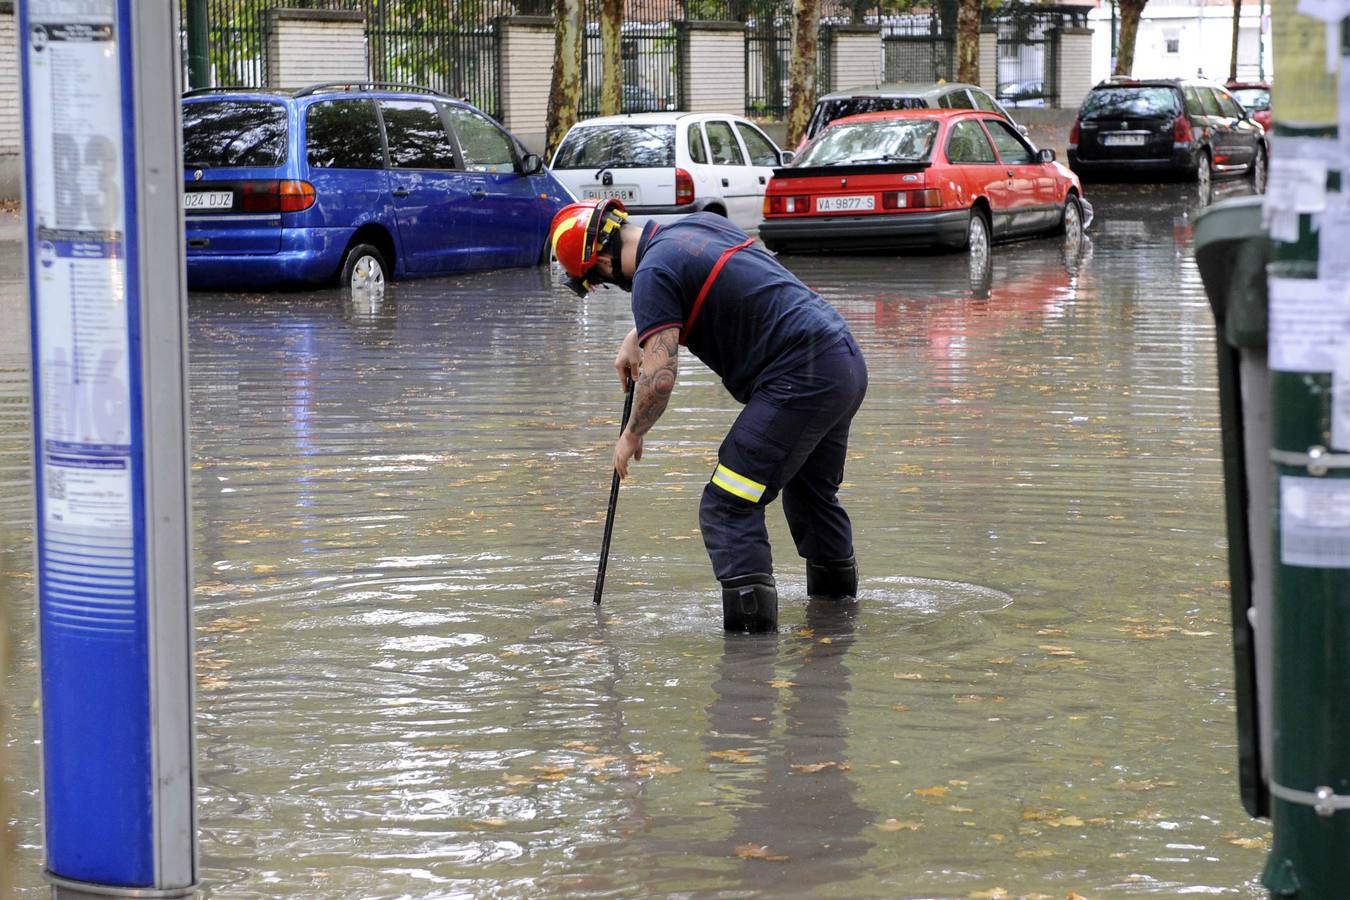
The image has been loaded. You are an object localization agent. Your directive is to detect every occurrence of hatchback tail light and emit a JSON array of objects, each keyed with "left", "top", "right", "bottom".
[
  {"left": 766, "top": 194, "right": 810, "bottom": 215},
  {"left": 882, "top": 189, "right": 942, "bottom": 210},
  {"left": 239, "top": 180, "right": 316, "bottom": 213},
  {"left": 1068, "top": 118, "right": 1080, "bottom": 147},
  {"left": 1173, "top": 115, "right": 1194, "bottom": 144},
  {"left": 675, "top": 168, "right": 695, "bottom": 206}
]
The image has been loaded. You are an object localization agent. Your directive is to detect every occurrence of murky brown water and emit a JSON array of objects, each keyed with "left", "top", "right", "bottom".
[{"left": 3, "top": 183, "right": 1270, "bottom": 897}]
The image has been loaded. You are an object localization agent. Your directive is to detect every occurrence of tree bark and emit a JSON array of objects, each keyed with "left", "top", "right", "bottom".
[
  {"left": 1114, "top": 0, "right": 1148, "bottom": 76},
  {"left": 600, "top": 0, "right": 625, "bottom": 115},
  {"left": 786, "top": 0, "right": 822, "bottom": 148},
  {"left": 1229, "top": 0, "right": 1242, "bottom": 82},
  {"left": 955, "top": 0, "right": 981, "bottom": 85},
  {"left": 546, "top": 0, "right": 585, "bottom": 160}
]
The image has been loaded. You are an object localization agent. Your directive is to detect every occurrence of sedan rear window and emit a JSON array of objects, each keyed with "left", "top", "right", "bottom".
[
  {"left": 796, "top": 119, "right": 938, "bottom": 167},
  {"left": 1080, "top": 87, "right": 1181, "bottom": 120},
  {"left": 806, "top": 96, "right": 927, "bottom": 139},
  {"left": 183, "top": 100, "right": 288, "bottom": 168},
  {"left": 552, "top": 125, "right": 676, "bottom": 169}
]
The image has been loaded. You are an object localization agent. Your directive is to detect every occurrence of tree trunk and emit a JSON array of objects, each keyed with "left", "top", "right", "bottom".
[
  {"left": 786, "top": 0, "right": 822, "bottom": 148},
  {"left": 546, "top": 0, "right": 585, "bottom": 160},
  {"left": 1229, "top": 0, "right": 1242, "bottom": 82},
  {"left": 1114, "top": 0, "right": 1148, "bottom": 76},
  {"left": 600, "top": 0, "right": 624, "bottom": 115},
  {"left": 955, "top": 0, "right": 981, "bottom": 85}
]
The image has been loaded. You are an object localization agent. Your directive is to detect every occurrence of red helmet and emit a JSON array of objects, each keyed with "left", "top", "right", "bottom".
[{"left": 550, "top": 199, "right": 628, "bottom": 297}]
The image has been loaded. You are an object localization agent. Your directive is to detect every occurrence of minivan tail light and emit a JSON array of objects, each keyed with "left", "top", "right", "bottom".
[
  {"left": 1173, "top": 115, "right": 1194, "bottom": 144},
  {"left": 675, "top": 168, "right": 695, "bottom": 206},
  {"left": 239, "top": 179, "right": 316, "bottom": 214},
  {"left": 1068, "top": 118, "right": 1080, "bottom": 147}
]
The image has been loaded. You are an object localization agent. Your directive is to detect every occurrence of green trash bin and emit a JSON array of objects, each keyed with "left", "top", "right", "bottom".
[{"left": 1193, "top": 194, "right": 1271, "bottom": 820}]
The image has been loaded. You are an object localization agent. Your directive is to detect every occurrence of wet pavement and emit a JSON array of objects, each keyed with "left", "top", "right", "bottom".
[{"left": 0, "top": 181, "right": 1271, "bottom": 897}]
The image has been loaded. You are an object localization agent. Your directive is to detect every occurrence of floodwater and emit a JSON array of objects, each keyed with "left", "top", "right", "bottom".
[{"left": 1, "top": 181, "right": 1272, "bottom": 898}]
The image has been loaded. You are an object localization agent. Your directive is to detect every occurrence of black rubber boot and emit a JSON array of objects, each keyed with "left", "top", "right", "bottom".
[
  {"left": 806, "top": 557, "right": 858, "bottom": 600},
  {"left": 721, "top": 573, "right": 778, "bottom": 633}
]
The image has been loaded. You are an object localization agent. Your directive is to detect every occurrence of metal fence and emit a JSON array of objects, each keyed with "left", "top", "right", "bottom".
[
  {"left": 990, "top": 5, "right": 1089, "bottom": 109},
  {"left": 579, "top": 0, "right": 685, "bottom": 118},
  {"left": 882, "top": 11, "right": 953, "bottom": 84}
]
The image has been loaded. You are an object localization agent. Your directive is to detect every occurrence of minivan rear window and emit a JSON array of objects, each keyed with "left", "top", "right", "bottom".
[
  {"left": 1079, "top": 87, "right": 1180, "bottom": 120},
  {"left": 552, "top": 125, "right": 676, "bottom": 169},
  {"left": 182, "top": 100, "right": 289, "bottom": 168}
]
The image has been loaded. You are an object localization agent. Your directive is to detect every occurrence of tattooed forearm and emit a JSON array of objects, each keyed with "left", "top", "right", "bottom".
[{"left": 629, "top": 327, "right": 679, "bottom": 437}]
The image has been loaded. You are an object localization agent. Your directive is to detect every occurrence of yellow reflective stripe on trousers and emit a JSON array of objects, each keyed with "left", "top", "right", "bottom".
[{"left": 711, "top": 463, "right": 766, "bottom": 503}]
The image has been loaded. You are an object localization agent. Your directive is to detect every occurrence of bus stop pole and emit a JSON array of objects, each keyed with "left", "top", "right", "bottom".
[
  {"left": 18, "top": 1, "right": 197, "bottom": 895},
  {"left": 1259, "top": 3, "right": 1350, "bottom": 895}
]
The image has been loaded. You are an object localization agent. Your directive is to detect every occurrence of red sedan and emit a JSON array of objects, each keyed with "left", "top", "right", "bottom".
[
  {"left": 1227, "top": 81, "right": 1272, "bottom": 133},
  {"left": 759, "top": 109, "right": 1090, "bottom": 258}
]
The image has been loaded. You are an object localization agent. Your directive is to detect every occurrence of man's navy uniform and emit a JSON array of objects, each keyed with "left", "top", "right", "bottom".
[{"left": 630, "top": 213, "right": 868, "bottom": 624}]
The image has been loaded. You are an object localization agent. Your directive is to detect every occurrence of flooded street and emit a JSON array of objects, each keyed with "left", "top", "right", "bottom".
[{"left": 1, "top": 182, "right": 1271, "bottom": 897}]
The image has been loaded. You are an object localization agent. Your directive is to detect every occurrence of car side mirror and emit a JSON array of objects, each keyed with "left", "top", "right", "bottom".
[
  {"left": 1038, "top": 148, "right": 1056, "bottom": 163},
  {"left": 779, "top": 150, "right": 795, "bottom": 165},
  {"left": 521, "top": 152, "right": 545, "bottom": 176}
]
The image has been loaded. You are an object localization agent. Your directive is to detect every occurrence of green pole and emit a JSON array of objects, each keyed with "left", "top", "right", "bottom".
[
  {"left": 1258, "top": 0, "right": 1265, "bottom": 81},
  {"left": 1259, "top": 6, "right": 1350, "bottom": 897},
  {"left": 186, "top": 0, "right": 210, "bottom": 90}
]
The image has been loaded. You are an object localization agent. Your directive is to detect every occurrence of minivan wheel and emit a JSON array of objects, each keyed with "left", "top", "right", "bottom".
[
  {"left": 1249, "top": 144, "right": 1267, "bottom": 194},
  {"left": 340, "top": 243, "right": 387, "bottom": 295}
]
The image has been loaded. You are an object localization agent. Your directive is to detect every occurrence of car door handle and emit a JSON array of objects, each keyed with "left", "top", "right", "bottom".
[
  {"left": 758, "top": 175, "right": 766, "bottom": 184},
  {"left": 392, "top": 188, "right": 410, "bottom": 198},
  {"left": 472, "top": 189, "right": 487, "bottom": 199},
  {"left": 1007, "top": 169, "right": 1015, "bottom": 177},
  {"left": 721, "top": 178, "right": 729, "bottom": 187}
]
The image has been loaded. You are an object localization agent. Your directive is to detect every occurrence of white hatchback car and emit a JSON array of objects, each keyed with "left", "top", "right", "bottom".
[{"left": 548, "top": 112, "right": 790, "bottom": 232}]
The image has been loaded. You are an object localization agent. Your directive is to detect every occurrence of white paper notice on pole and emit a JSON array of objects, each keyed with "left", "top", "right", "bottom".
[
  {"left": 1265, "top": 156, "right": 1329, "bottom": 215},
  {"left": 1268, "top": 277, "right": 1350, "bottom": 372},
  {"left": 1296, "top": 0, "right": 1350, "bottom": 21},
  {"left": 1281, "top": 476, "right": 1350, "bottom": 568},
  {"left": 26, "top": 0, "right": 133, "bottom": 532},
  {"left": 1318, "top": 195, "right": 1350, "bottom": 281},
  {"left": 1333, "top": 363, "right": 1350, "bottom": 450}
]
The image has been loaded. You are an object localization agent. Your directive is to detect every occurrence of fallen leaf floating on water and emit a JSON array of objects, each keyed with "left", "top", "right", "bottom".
[
  {"left": 894, "top": 673, "right": 924, "bottom": 681},
  {"left": 635, "top": 763, "right": 682, "bottom": 777},
  {"left": 709, "top": 749, "right": 756, "bottom": 763},
  {"left": 954, "top": 694, "right": 1007, "bottom": 704},
  {"left": 876, "top": 818, "right": 922, "bottom": 832},
  {"left": 768, "top": 678, "right": 795, "bottom": 689},
  {"left": 530, "top": 765, "right": 572, "bottom": 782},
  {"left": 967, "top": 889, "right": 1010, "bottom": 900},
  {"left": 914, "top": 786, "right": 949, "bottom": 798},
  {"left": 476, "top": 818, "right": 509, "bottom": 827},
  {"left": 734, "top": 843, "right": 789, "bottom": 862},
  {"left": 790, "top": 761, "right": 851, "bottom": 774},
  {"left": 1038, "top": 644, "right": 1076, "bottom": 656}
]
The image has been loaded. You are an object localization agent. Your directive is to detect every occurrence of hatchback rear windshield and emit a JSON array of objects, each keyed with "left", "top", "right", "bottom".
[
  {"left": 1079, "top": 87, "right": 1180, "bottom": 120},
  {"left": 182, "top": 100, "right": 289, "bottom": 168},
  {"left": 807, "top": 97, "right": 927, "bottom": 139},
  {"left": 796, "top": 119, "right": 938, "bottom": 167},
  {"left": 552, "top": 125, "right": 676, "bottom": 169}
]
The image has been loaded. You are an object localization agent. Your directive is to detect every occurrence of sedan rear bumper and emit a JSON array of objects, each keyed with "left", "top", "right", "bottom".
[
  {"left": 759, "top": 209, "right": 970, "bottom": 251},
  {"left": 1068, "top": 147, "right": 1197, "bottom": 179}
]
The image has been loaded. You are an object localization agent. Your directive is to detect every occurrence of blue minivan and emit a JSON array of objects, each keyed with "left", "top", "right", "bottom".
[{"left": 181, "top": 83, "right": 576, "bottom": 291}]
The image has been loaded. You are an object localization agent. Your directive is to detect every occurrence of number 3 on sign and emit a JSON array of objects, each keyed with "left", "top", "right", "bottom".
[{"left": 52, "top": 132, "right": 120, "bottom": 230}]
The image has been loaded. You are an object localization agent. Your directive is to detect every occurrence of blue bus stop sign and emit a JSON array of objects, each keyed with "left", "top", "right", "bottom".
[{"left": 18, "top": 1, "right": 197, "bottom": 895}]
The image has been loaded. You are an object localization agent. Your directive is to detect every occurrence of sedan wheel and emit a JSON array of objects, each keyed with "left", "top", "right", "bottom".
[
  {"left": 1195, "top": 151, "right": 1212, "bottom": 198},
  {"left": 1249, "top": 146, "right": 1267, "bottom": 194},
  {"left": 966, "top": 209, "right": 991, "bottom": 268}
]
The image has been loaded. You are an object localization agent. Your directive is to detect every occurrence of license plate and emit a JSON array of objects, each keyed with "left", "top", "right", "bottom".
[
  {"left": 583, "top": 187, "right": 636, "bottom": 202},
  {"left": 1103, "top": 134, "right": 1147, "bottom": 147},
  {"left": 817, "top": 195, "right": 874, "bottom": 212},
  {"left": 184, "top": 190, "right": 233, "bottom": 211}
]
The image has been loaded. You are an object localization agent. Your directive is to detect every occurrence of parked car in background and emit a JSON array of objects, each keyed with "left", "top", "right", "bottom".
[
  {"left": 583, "top": 84, "right": 676, "bottom": 114},
  {"left": 1067, "top": 78, "right": 1266, "bottom": 193},
  {"left": 760, "top": 108, "right": 1089, "bottom": 260},
  {"left": 181, "top": 83, "right": 574, "bottom": 291},
  {"left": 1227, "top": 81, "right": 1272, "bottom": 132},
  {"left": 800, "top": 81, "right": 1026, "bottom": 150},
  {"left": 998, "top": 79, "right": 1047, "bottom": 108},
  {"left": 549, "top": 112, "right": 789, "bottom": 232}
]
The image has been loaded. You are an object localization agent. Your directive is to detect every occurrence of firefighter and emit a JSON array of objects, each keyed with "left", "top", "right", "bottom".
[{"left": 551, "top": 200, "right": 867, "bottom": 632}]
